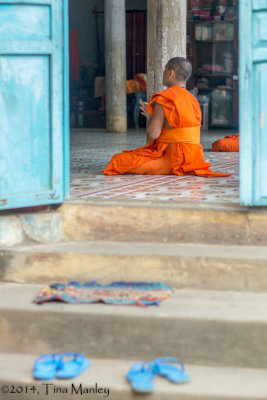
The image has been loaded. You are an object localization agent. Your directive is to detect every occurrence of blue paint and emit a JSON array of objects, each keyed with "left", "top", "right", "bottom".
[
  {"left": 240, "top": 1, "right": 267, "bottom": 205},
  {"left": 254, "top": 12, "right": 267, "bottom": 44},
  {"left": 0, "top": 5, "right": 51, "bottom": 40},
  {"left": 0, "top": 0, "right": 69, "bottom": 209},
  {"left": 63, "top": 0, "right": 70, "bottom": 198},
  {"left": 0, "top": 56, "right": 51, "bottom": 193},
  {"left": 254, "top": 63, "right": 267, "bottom": 200},
  {"left": 253, "top": 1, "right": 267, "bottom": 10}
]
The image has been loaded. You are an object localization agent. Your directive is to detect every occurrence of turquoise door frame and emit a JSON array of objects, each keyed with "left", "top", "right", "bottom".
[
  {"left": 1, "top": 1, "right": 267, "bottom": 208},
  {"left": 0, "top": 0, "right": 69, "bottom": 210},
  {"left": 240, "top": 0, "right": 267, "bottom": 205}
]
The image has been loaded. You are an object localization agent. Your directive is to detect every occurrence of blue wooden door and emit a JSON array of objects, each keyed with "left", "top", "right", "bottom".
[
  {"left": 0, "top": 0, "right": 69, "bottom": 210},
  {"left": 240, "top": 0, "right": 267, "bottom": 205}
]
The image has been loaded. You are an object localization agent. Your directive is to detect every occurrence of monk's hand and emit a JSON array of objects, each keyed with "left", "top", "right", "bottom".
[{"left": 140, "top": 101, "right": 150, "bottom": 120}]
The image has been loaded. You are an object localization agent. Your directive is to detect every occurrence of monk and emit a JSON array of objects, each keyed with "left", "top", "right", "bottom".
[{"left": 103, "top": 57, "right": 230, "bottom": 177}]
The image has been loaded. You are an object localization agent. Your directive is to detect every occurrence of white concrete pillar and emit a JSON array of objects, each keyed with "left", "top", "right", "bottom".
[
  {"left": 104, "top": 0, "right": 127, "bottom": 133},
  {"left": 147, "top": 0, "right": 187, "bottom": 99}
]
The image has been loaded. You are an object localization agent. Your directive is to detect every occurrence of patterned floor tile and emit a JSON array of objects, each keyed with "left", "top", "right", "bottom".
[{"left": 69, "top": 129, "right": 239, "bottom": 204}]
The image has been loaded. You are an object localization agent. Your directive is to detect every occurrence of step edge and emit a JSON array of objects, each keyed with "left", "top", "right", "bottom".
[
  {"left": 1, "top": 284, "right": 267, "bottom": 323},
  {"left": 0, "top": 353, "right": 267, "bottom": 399},
  {"left": 2, "top": 242, "right": 267, "bottom": 260}
]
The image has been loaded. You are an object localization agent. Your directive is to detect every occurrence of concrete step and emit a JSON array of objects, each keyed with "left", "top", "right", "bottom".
[
  {"left": 0, "top": 211, "right": 62, "bottom": 247},
  {"left": 1, "top": 353, "right": 267, "bottom": 400},
  {"left": 60, "top": 201, "right": 267, "bottom": 245},
  {"left": 2, "top": 241, "right": 267, "bottom": 291},
  {"left": 1, "top": 283, "right": 267, "bottom": 369}
]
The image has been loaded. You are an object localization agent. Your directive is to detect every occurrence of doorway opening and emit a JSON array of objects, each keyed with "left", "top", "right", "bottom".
[{"left": 68, "top": 0, "right": 239, "bottom": 204}]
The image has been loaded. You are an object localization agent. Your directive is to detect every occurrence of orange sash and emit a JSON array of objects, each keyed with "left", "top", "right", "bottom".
[{"left": 156, "top": 127, "right": 200, "bottom": 145}]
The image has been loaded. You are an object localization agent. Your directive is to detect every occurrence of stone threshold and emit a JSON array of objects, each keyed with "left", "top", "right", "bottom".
[{"left": 1, "top": 198, "right": 267, "bottom": 247}]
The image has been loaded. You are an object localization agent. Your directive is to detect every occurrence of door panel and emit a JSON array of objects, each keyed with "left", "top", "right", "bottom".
[
  {"left": 240, "top": 0, "right": 267, "bottom": 205},
  {"left": 0, "top": 4, "right": 51, "bottom": 40},
  {"left": 0, "top": 56, "right": 51, "bottom": 194},
  {"left": 0, "top": 0, "right": 69, "bottom": 210},
  {"left": 254, "top": 62, "right": 267, "bottom": 199}
]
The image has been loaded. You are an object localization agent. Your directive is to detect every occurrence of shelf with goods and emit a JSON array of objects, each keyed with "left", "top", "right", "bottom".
[
  {"left": 196, "top": 39, "right": 233, "bottom": 42},
  {"left": 196, "top": 87, "right": 238, "bottom": 91},
  {"left": 187, "top": 6, "right": 239, "bottom": 129}
]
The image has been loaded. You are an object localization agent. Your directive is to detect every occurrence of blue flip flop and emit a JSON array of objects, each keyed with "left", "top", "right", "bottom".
[
  {"left": 153, "top": 357, "right": 190, "bottom": 383},
  {"left": 126, "top": 361, "right": 156, "bottom": 393},
  {"left": 33, "top": 353, "right": 61, "bottom": 380},
  {"left": 55, "top": 352, "right": 90, "bottom": 379}
]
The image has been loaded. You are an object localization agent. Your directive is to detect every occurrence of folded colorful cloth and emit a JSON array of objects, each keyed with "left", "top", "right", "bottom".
[
  {"left": 211, "top": 133, "right": 239, "bottom": 152},
  {"left": 33, "top": 281, "right": 173, "bottom": 307}
]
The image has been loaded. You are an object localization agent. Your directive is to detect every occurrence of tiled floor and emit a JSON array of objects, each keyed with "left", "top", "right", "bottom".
[{"left": 69, "top": 129, "right": 239, "bottom": 204}]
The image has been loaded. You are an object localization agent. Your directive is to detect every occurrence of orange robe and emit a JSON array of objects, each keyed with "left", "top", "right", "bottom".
[{"left": 103, "top": 86, "right": 230, "bottom": 177}]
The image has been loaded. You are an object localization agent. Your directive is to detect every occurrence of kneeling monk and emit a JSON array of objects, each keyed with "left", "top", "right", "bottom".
[{"left": 103, "top": 57, "right": 230, "bottom": 177}]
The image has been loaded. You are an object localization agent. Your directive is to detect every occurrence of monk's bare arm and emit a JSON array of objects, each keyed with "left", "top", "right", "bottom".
[
  {"left": 146, "top": 103, "right": 165, "bottom": 140},
  {"left": 140, "top": 101, "right": 150, "bottom": 120}
]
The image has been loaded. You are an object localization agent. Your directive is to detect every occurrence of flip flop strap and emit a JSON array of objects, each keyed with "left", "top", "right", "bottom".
[
  {"left": 153, "top": 357, "right": 185, "bottom": 372},
  {"left": 33, "top": 352, "right": 61, "bottom": 368},
  {"left": 59, "top": 352, "right": 85, "bottom": 368},
  {"left": 128, "top": 361, "right": 154, "bottom": 376},
  {"left": 140, "top": 361, "right": 153, "bottom": 372}
]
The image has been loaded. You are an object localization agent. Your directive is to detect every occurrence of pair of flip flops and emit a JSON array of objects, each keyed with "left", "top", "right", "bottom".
[
  {"left": 126, "top": 357, "right": 190, "bottom": 393},
  {"left": 33, "top": 352, "right": 89, "bottom": 380}
]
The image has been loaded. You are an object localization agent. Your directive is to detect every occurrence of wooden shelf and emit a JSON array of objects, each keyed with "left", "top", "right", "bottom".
[
  {"left": 196, "top": 40, "right": 233, "bottom": 43},
  {"left": 195, "top": 72, "right": 234, "bottom": 77},
  {"left": 188, "top": 20, "right": 238, "bottom": 24},
  {"left": 187, "top": 17, "right": 239, "bottom": 129},
  {"left": 197, "top": 87, "right": 238, "bottom": 91},
  {"left": 209, "top": 124, "right": 238, "bottom": 129}
]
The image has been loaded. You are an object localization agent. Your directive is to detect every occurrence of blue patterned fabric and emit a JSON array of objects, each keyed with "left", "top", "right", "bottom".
[{"left": 33, "top": 281, "right": 174, "bottom": 307}]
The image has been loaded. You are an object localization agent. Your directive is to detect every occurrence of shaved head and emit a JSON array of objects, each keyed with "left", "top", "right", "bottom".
[{"left": 166, "top": 57, "right": 192, "bottom": 82}]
